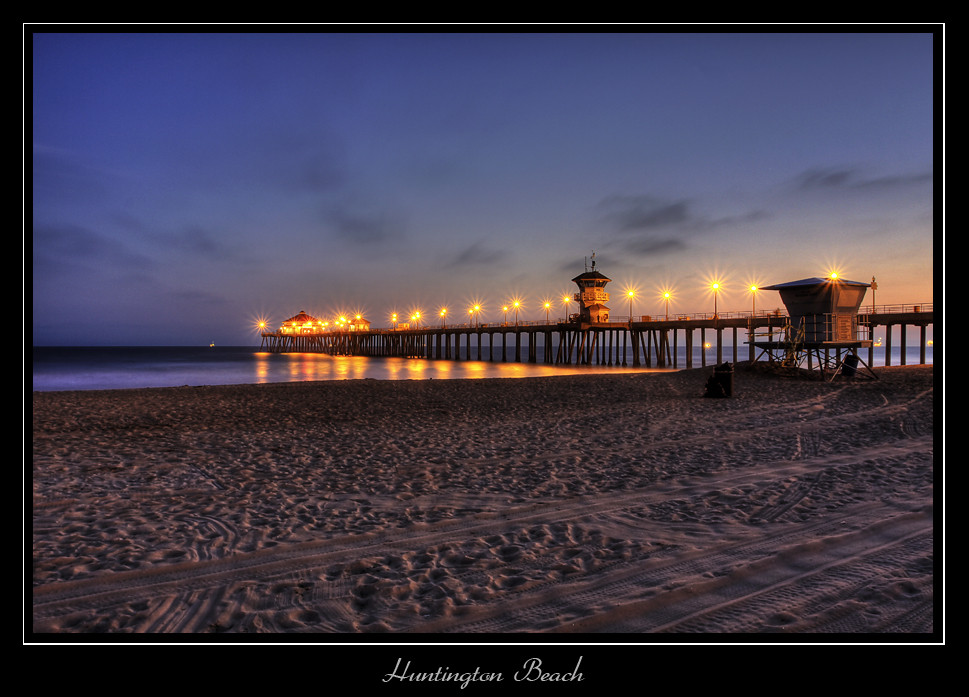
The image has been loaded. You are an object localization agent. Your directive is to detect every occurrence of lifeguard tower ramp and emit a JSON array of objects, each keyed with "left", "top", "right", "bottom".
[{"left": 750, "top": 276, "right": 876, "bottom": 380}]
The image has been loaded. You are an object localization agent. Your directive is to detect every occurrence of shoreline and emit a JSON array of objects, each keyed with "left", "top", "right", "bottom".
[
  {"left": 31, "top": 364, "right": 936, "bottom": 636},
  {"left": 31, "top": 345, "right": 933, "bottom": 394}
]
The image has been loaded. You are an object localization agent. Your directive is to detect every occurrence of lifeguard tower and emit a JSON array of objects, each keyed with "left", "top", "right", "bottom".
[
  {"left": 571, "top": 254, "right": 611, "bottom": 323},
  {"left": 751, "top": 275, "right": 876, "bottom": 379}
]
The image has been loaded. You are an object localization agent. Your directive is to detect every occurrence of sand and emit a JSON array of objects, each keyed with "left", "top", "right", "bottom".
[{"left": 30, "top": 363, "right": 937, "bottom": 638}]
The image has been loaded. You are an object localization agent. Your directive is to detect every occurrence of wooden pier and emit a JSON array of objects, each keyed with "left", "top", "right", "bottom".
[{"left": 260, "top": 305, "right": 933, "bottom": 369}]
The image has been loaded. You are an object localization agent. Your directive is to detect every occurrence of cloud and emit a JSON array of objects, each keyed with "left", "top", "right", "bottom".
[
  {"left": 594, "top": 194, "right": 770, "bottom": 260},
  {"left": 256, "top": 133, "right": 348, "bottom": 195},
  {"left": 849, "top": 171, "right": 934, "bottom": 194},
  {"left": 448, "top": 241, "right": 509, "bottom": 267},
  {"left": 32, "top": 223, "right": 155, "bottom": 272},
  {"left": 323, "top": 199, "right": 407, "bottom": 246},
  {"left": 163, "top": 225, "right": 236, "bottom": 260},
  {"left": 32, "top": 145, "right": 111, "bottom": 201},
  {"left": 620, "top": 237, "right": 690, "bottom": 256},
  {"left": 596, "top": 195, "right": 691, "bottom": 231},
  {"left": 107, "top": 213, "right": 249, "bottom": 265},
  {"left": 794, "top": 167, "right": 855, "bottom": 191},
  {"left": 792, "top": 166, "right": 933, "bottom": 193},
  {"left": 169, "top": 287, "right": 232, "bottom": 307}
]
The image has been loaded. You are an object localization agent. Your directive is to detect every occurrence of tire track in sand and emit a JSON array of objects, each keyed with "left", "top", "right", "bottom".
[{"left": 33, "top": 433, "right": 931, "bottom": 632}]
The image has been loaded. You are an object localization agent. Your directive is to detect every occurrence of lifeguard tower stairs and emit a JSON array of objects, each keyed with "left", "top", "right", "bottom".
[{"left": 749, "top": 277, "right": 877, "bottom": 380}]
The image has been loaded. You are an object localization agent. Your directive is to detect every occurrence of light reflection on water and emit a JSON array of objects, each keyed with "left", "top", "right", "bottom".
[
  {"left": 32, "top": 344, "right": 933, "bottom": 392},
  {"left": 257, "top": 352, "right": 654, "bottom": 383}
]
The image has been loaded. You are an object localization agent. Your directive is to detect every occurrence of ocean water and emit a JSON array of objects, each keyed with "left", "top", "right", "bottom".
[
  {"left": 30, "top": 346, "right": 661, "bottom": 392},
  {"left": 31, "top": 344, "right": 933, "bottom": 393}
]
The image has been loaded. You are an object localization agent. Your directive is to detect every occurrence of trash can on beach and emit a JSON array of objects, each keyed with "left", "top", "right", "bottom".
[
  {"left": 704, "top": 362, "right": 734, "bottom": 398},
  {"left": 841, "top": 353, "right": 860, "bottom": 377},
  {"left": 715, "top": 362, "right": 734, "bottom": 397}
]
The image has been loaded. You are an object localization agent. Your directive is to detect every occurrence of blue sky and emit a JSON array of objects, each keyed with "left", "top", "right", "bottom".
[{"left": 30, "top": 31, "right": 937, "bottom": 346}]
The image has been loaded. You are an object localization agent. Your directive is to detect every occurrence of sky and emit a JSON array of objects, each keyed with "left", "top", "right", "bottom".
[{"left": 30, "top": 30, "right": 938, "bottom": 346}]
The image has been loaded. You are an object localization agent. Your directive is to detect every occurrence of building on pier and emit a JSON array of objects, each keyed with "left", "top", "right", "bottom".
[
  {"left": 753, "top": 276, "right": 875, "bottom": 379},
  {"left": 280, "top": 310, "right": 324, "bottom": 334},
  {"left": 761, "top": 276, "right": 871, "bottom": 342},
  {"left": 276, "top": 310, "right": 370, "bottom": 334},
  {"left": 339, "top": 314, "right": 371, "bottom": 331},
  {"left": 571, "top": 255, "right": 611, "bottom": 323}
]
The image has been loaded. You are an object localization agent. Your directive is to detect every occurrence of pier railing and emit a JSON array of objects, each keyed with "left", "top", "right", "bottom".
[
  {"left": 619, "top": 303, "right": 933, "bottom": 325},
  {"left": 374, "top": 302, "right": 933, "bottom": 330}
]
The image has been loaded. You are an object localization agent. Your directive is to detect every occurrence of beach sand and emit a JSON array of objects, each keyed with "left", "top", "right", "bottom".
[{"left": 31, "top": 363, "right": 936, "bottom": 637}]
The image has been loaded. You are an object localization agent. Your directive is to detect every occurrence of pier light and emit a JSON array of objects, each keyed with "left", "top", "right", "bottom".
[
  {"left": 513, "top": 300, "right": 521, "bottom": 326},
  {"left": 440, "top": 308, "right": 447, "bottom": 328},
  {"left": 711, "top": 282, "right": 721, "bottom": 319},
  {"left": 662, "top": 290, "right": 672, "bottom": 320},
  {"left": 502, "top": 305, "right": 509, "bottom": 325},
  {"left": 562, "top": 295, "right": 570, "bottom": 322},
  {"left": 544, "top": 301, "right": 551, "bottom": 324},
  {"left": 252, "top": 314, "right": 273, "bottom": 336},
  {"left": 749, "top": 285, "right": 759, "bottom": 316},
  {"left": 391, "top": 312, "right": 398, "bottom": 330},
  {"left": 627, "top": 289, "right": 635, "bottom": 323}
]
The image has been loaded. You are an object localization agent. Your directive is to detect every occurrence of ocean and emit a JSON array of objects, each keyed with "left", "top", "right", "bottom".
[{"left": 31, "top": 344, "right": 933, "bottom": 393}]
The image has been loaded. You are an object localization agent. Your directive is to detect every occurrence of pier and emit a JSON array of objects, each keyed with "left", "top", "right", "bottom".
[
  {"left": 260, "top": 304, "right": 933, "bottom": 369},
  {"left": 260, "top": 267, "right": 933, "bottom": 372}
]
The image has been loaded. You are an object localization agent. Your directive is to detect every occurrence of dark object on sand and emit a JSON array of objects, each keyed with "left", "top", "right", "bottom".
[
  {"left": 841, "top": 353, "right": 860, "bottom": 378},
  {"left": 704, "top": 362, "right": 734, "bottom": 398}
]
